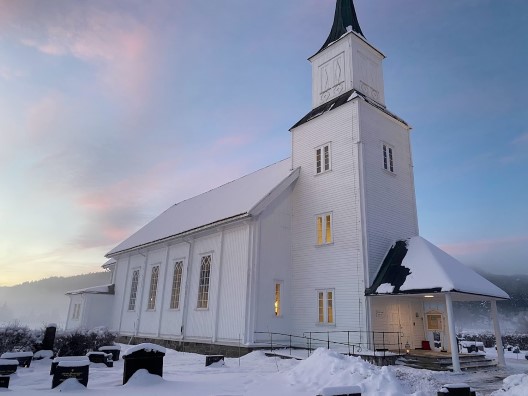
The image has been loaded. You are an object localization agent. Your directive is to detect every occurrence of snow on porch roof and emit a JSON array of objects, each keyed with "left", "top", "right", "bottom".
[
  {"left": 366, "top": 236, "right": 509, "bottom": 300},
  {"left": 107, "top": 159, "right": 299, "bottom": 256}
]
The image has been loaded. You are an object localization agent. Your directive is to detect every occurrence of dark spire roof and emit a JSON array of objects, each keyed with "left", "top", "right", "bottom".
[{"left": 317, "top": 0, "right": 364, "bottom": 55}]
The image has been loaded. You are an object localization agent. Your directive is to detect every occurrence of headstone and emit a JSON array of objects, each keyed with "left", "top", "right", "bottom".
[
  {"left": 0, "top": 359, "right": 18, "bottom": 375},
  {"left": 0, "top": 376, "right": 9, "bottom": 389},
  {"left": 50, "top": 356, "right": 90, "bottom": 376},
  {"left": 437, "top": 383, "right": 475, "bottom": 396},
  {"left": 99, "top": 345, "right": 121, "bottom": 361},
  {"left": 122, "top": 343, "right": 165, "bottom": 385},
  {"left": 205, "top": 355, "right": 224, "bottom": 367},
  {"left": 0, "top": 352, "right": 33, "bottom": 368},
  {"left": 52, "top": 360, "right": 89, "bottom": 389},
  {"left": 42, "top": 324, "right": 57, "bottom": 351}
]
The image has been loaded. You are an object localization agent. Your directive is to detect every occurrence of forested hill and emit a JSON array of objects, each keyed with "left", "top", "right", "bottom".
[{"left": 0, "top": 272, "right": 110, "bottom": 329}]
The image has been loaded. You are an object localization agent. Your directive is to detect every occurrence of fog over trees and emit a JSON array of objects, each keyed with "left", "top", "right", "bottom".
[{"left": 0, "top": 271, "right": 526, "bottom": 332}]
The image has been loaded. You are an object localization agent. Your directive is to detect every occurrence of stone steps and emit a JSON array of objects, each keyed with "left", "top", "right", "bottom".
[{"left": 397, "top": 353, "right": 497, "bottom": 371}]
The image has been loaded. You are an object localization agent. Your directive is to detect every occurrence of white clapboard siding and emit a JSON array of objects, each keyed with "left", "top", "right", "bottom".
[
  {"left": 358, "top": 100, "right": 419, "bottom": 283},
  {"left": 291, "top": 100, "right": 368, "bottom": 338},
  {"left": 253, "top": 184, "right": 294, "bottom": 339}
]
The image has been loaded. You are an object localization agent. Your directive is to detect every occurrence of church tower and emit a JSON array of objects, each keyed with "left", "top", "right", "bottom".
[{"left": 290, "top": 0, "right": 419, "bottom": 339}]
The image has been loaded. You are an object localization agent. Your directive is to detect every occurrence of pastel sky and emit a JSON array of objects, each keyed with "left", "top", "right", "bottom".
[{"left": 1, "top": 0, "right": 527, "bottom": 286}]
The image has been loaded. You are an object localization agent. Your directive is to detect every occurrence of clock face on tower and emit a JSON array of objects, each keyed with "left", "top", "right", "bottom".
[{"left": 319, "top": 52, "right": 345, "bottom": 103}]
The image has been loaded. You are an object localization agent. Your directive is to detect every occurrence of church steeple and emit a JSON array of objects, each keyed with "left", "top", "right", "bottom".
[
  {"left": 309, "top": 0, "right": 385, "bottom": 109},
  {"left": 318, "top": 0, "right": 364, "bottom": 55}
]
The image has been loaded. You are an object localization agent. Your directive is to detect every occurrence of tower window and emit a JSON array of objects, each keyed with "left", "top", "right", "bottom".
[
  {"left": 316, "top": 212, "right": 333, "bottom": 245},
  {"left": 197, "top": 255, "right": 212, "bottom": 309},
  {"left": 316, "top": 143, "right": 331, "bottom": 174},
  {"left": 383, "top": 143, "right": 394, "bottom": 173},
  {"left": 317, "top": 289, "right": 335, "bottom": 324}
]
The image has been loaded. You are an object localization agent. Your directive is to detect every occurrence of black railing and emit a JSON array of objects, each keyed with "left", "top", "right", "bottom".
[{"left": 254, "top": 330, "right": 403, "bottom": 358}]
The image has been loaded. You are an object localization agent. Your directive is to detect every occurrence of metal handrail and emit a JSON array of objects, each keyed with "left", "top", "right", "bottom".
[{"left": 255, "top": 330, "right": 404, "bottom": 357}]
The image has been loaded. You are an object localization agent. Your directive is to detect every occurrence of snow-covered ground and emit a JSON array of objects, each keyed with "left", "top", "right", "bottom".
[{"left": 2, "top": 345, "right": 527, "bottom": 395}]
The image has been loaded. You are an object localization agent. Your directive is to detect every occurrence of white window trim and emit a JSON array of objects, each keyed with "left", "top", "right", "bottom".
[
  {"left": 316, "top": 288, "right": 335, "bottom": 326},
  {"left": 196, "top": 253, "right": 213, "bottom": 310},
  {"left": 274, "top": 280, "right": 283, "bottom": 318},
  {"left": 169, "top": 259, "right": 184, "bottom": 310},
  {"left": 315, "top": 212, "right": 333, "bottom": 246},
  {"left": 128, "top": 268, "right": 140, "bottom": 311},
  {"left": 315, "top": 142, "right": 332, "bottom": 175},
  {"left": 382, "top": 142, "right": 395, "bottom": 174}
]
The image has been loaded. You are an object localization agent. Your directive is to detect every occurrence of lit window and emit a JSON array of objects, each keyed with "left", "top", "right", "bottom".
[
  {"left": 170, "top": 261, "right": 183, "bottom": 309},
  {"left": 316, "top": 143, "right": 331, "bottom": 174},
  {"left": 197, "top": 255, "right": 212, "bottom": 309},
  {"left": 383, "top": 143, "right": 394, "bottom": 173},
  {"left": 317, "top": 289, "right": 335, "bottom": 324},
  {"left": 128, "top": 269, "right": 140, "bottom": 311},
  {"left": 316, "top": 213, "right": 333, "bottom": 245},
  {"left": 274, "top": 282, "right": 282, "bottom": 316}
]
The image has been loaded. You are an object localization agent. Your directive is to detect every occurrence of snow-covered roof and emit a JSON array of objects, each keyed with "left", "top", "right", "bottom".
[
  {"left": 65, "top": 284, "right": 115, "bottom": 295},
  {"left": 102, "top": 258, "right": 116, "bottom": 269},
  {"left": 367, "top": 236, "right": 509, "bottom": 300},
  {"left": 107, "top": 159, "right": 299, "bottom": 256}
]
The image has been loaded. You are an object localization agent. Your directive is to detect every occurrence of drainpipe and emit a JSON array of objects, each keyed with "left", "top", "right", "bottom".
[
  {"left": 491, "top": 300, "right": 506, "bottom": 367},
  {"left": 445, "top": 293, "right": 461, "bottom": 372}
]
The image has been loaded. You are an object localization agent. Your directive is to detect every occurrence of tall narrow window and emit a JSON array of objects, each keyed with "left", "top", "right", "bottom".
[
  {"left": 383, "top": 143, "right": 394, "bottom": 173},
  {"left": 128, "top": 269, "right": 140, "bottom": 311},
  {"left": 197, "top": 255, "right": 211, "bottom": 309},
  {"left": 147, "top": 265, "right": 160, "bottom": 310},
  {"left": 317, "top": 289, "right": 335, "bottom": 324},
  {"left": 316, "top": 212, "right": 333, "bottom": 245},
  {"left": 170, "top": 261, "right": 183, "bottom": 309},
  {"left": 315, "top": 143, "right": 331, "bottom": 174},
  {"left": 274, "top": 282, "right": 282, "bottom": 316}
]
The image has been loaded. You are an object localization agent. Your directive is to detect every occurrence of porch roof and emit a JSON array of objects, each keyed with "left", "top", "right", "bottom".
[{"left": 366, "top": 236, "right": 509, "bottom": 300}]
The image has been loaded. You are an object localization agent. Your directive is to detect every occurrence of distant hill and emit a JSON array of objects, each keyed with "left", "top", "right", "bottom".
[{"left": 0, "top": 272, "right": 110, "bottom": 329}]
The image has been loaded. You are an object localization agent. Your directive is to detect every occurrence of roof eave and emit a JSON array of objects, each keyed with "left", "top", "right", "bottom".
[{"left": 105, "top": 213, "right": 250, "bottom": 258}]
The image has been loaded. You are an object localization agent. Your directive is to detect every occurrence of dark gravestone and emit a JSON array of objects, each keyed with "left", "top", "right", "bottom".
[
  {"left": 52, "top": 361, "right": 89, "bottom": 389},
  {"left": 1, "top": 352, "right": 34, "bottom": 368},
  {"left": 0, "top": 359, "right": 18, "bottom": 375},
  {"left": 42, "top": 324, "right": 57, "bottom": 351},
  {"left": 437, "top": 384, "right": 475, "bottom": 396},
  {"left": 0, "top": 376, "right": 9, "bottom": 389},
  {"left": 99, "top": 346, "right": 121, "bottom": 361},
  {"left": 87, "top": 352, "right": 113, "bottom": 367},
  {"left": 50, "top": 356, "right": 90, "bottom": 376},
  {"left": 205, "top": 355, "right": 224, "bottom": 367},
  {"left": 122, "top": 344, "right": 165, "bottom": 385}
]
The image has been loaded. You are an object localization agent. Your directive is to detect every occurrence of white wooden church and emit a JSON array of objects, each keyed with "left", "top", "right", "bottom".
[{"left": 66, "top": 0, "right": 508, "bottom": 371}]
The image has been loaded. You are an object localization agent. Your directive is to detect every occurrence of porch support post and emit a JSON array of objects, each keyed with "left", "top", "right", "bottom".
[
  {"left": 491, "top": 300, "right": 506, "bottom": 367},
  {"left": 445, "top": 293, "right": 461, "bottom": 372}
]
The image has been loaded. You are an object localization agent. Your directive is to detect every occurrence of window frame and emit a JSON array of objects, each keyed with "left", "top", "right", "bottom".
[
  {"left": 274, "top": 281, "right": 283, "bottom": 317},
  {"left": 315, "top": 143, "right": 332, "bottom": 175},
  {"left": 316, "top": 212, "right": 333, "bottom": 246},
  {"left": 147, "top": 265, "right": 160, "bottom": 311},
  {"left": 316, "top": 288, "right": 335, "bottom": 325},
  {"left": 169, "top": 260, "right": 184, "bottom": 310},
  {"left": 128, "top": 268, "right": 140, "bottom": 311},
  {"left": 382, "top": 142, "right": 395, "bottom": 173},
  {"left": 197, "top": 254, "right": 212, "bottom": 310}
]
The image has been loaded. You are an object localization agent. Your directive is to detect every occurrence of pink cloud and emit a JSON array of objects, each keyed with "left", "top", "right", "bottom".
[{"left": 440, "top": 235, "right": 528, "bottom": 256}]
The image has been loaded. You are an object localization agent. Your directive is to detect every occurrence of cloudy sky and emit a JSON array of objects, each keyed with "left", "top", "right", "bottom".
[{"left": 0, "top": 0, "right": 526, "bottom": 286}]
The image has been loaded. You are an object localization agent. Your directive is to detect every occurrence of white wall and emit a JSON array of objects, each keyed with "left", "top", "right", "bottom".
[
  {"left": 291, "top": 100, "right": 368, "bottom": 344},
  {"left": 358, "top": 100, "right": 419, "bottom": 283},
  {"left": 65, "top": 295, "right": 83, "bottom": 331},
  {"left": 253, "top": 184, "right": 293, "bottom": 341}
]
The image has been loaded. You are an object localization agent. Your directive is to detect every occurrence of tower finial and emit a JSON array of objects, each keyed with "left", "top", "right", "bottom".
[{"left": 318, "top": 0, "right": 364, "bottom": 53}]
